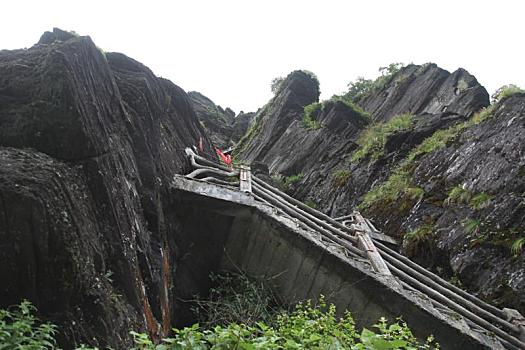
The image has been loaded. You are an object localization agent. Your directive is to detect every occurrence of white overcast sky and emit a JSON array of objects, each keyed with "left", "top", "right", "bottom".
[{"left": 2, "top": 0, "right": 524, "bottom": 113}]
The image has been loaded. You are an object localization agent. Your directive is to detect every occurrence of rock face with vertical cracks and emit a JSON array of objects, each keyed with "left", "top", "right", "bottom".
[{"left": 0, "top": 28, "right": 214, "bottom": 348}]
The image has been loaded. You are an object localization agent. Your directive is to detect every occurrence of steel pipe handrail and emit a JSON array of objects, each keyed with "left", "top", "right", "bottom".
[
  {"left": 252, "top": 181, "right": 358, "bottom": 245},
  {"left": 388, "top": 262, "right": 525, "bottom": 349},
  {"left": 252, "top": 183, "right": 365, "bottom": 260},
  {"left": 253, "top": 176, "right": 361, "bottom": 242},
  {"left": 374, "top": 240, "right": 508, "bottom": 319}
]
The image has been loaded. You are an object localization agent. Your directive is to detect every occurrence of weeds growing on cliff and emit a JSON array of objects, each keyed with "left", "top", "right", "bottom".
[
  {"left": 359, "top": 169, "right": 424, "bottom": 210},
  {"left": 333, "top": 169, "right": 351, "bottom": 187},
  {"left": 462, "top": 218, "right": 481, "bottom": 235},
  {"left": 345, "top": 63, "right": 404, "bottom": 102},
  {"left": 351, "top": 113, "right": 413, "bottom": 163},
  {"left": 445, "top": 185, "right": 472, "bottom": 205},
  {"left": 511, "top": 237, "right": 525, "bottom": 256},
  {"left": 469, "top": 192, "right": 492, "bottom": 210},
  {"left": 491, "top": 84, "right": 525, "bottom": 103},
  {"left": 302, "top": 102, "right": 322, "bottom": 129}
]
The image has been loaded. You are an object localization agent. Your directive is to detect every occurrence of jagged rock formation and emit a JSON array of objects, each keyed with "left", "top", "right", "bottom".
[
  {"left": 188, "top": 91, "right": 254, "bottom": 148},
  {"left": 0, "top": 28, "right": 214, "bottom": 348},
  {"left": 238, "top": 64, "right": 525, "bottom": 314}
]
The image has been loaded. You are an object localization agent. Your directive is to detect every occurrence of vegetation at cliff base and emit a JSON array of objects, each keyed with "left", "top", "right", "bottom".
[
  {"left": 1, "top": 275, "right": 439, "bottom": 349},
  {"left": 0, "top": 300, "right": 59, "bottom": 349}
]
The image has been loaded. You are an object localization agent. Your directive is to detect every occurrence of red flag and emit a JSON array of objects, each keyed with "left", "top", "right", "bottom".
[
  {"left": 198, "top": 137, "right": 204, "bottom": 154},
  {"left": 216, "top": 148, "right": 232, "bottom": 166}
]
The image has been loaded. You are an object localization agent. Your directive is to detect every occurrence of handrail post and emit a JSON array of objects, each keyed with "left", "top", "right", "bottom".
[
  {"left": 239, "top": 165, "right": 252, "bottom": 193},
  {"left": 351, "top": 212, "right": 392, "bottom": 275}
]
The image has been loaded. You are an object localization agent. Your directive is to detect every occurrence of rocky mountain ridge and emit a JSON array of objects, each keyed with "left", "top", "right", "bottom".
[{"left": 237, "top": 65, "right": 525, "bottom": 315}]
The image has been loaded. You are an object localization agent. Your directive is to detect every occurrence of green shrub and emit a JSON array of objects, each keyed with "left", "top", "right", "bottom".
[
  {"left": 345, "top": 63, "right": 404, "bottom": 101},
  {"left": 470, "top": 193, "right": 492, "bottom": 210},
  {"left": 491, "top": 84, "right": 525, "bottom": 103},
  {"left": 270, "top": 76, "right": 284, "bottom": 94},
  {"left": 303, "top": 102, "right": 322, "bottom": 130},
  {"left": 0, "top": 300, "right": 59, "bottom": 350},
  {"left": 192, "top": 272, "right": 281, "bottom": 328},
  {"left": 445, "top": 185, "right": 472, "bottom": 205},
  {"left": 285, "top": 173, "right": 303, "bottom": 185},
  {"left": 511, "top": 237, "right": 525, "bottom": 256},
  {"left": 351, "top": 113, "right": 414, "bottom": 163},
  {"left": 462, "top": 218, "right": 481, "bottom": 235},
  {"left": 404, "top": 223, "right": 434, "bottom": 256},
  {"left": 0, "top": 301, "right": 97, "bottom": 350},
  {"left": 272, "top": 173, "right": 304, "bottom": 192},
  {"left": 131, "top": 296, "right": 438, "bottom": 349},
  {"left": 333, "top": 169, "right": 351, "bottom": 187},
  {"left": 360, "top": 169, "right": 424, "bottom": 210},
  {"left": 305, "top": 200, "right": 318, "bottom": 209}
]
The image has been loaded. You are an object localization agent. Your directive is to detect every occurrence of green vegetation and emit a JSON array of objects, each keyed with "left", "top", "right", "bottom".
[
  {"left": 404, "top": 222, "right": 435, "bottom": 256},
  {"left": 511, "top": 237, "right": 525, "bottom": 256},
  {"left": 272, "top": 173, "right": 304, "bottom": 192},
  {"left": 302, "top": 102, "right": 323, "bottom": 129},
  {"left": 470, "top": 193, "right": 492, "bottom": 210},
  {"left": 351, "top": 113, "right": 414, "bottom": 163},
  {"left": 0, "top": 300, "right": 60, "bottom": 349},
  {"left": 358, "top": 104, "right": 498, "bottom": 212},
  {"left": 345, "top": 63, "right": 404, "bottom": 102},
  {"left": 462, "top": 218, "right": 481, "bottom": 235},
  {"left": 305, "top": 200, "right": 318, "bottom": 209},
  {"left": 131, "top": 297, "right": 438, "bottom": 349},
  {"left": 192, "top": 272, "right": 280, "bottom": 328},
  {"left": 302, "top": 95, "right": 371, "bottom": 131},
  {"left": 445, "top": 185, "right": 472, "bottom": 205},
  {"left": 270, "top": 76, "right": 284, "bottom": 94},
  {"left": 285, "top": 173, "right": 303, "bottom": 185},
  {"left": 444, "top": 186, "right": 491, "bottom": 210},
  {"left": 333, "top": 169, "right": 351, "bottom": 187},
  {"left": 2, "top": 277, "right": 439, "bottom": 350},
  {"left": 360, "top": 169, "right": 424, "bottom": 210},
  {"left": 491, "top": 84, "right": 525, "bottom": 103}
]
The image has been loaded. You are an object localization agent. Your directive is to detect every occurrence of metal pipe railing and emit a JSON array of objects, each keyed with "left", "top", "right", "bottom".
[
  {"left": 252, "top": 183, "right": 365, "bottom": 260},
  {"left": 374, "top": 240, "right": 508, "bottom": 319}
]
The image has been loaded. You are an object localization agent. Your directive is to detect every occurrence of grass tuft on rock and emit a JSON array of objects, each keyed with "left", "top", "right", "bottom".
[{"left": 351, "top": 113, "right": 413, "bottom": 163}]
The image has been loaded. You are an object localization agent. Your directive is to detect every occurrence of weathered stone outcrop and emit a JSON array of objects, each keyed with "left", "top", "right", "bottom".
[
  {"left": 360, "top": 63, "right": 489, "bottom": 122},
  {"left": 238, "top": 63, "right": 525, "bottom": 314},
  {"left": 188, "top": 91, "right": 253, "bottom": 148},
  {"left": 0, "top": 28, "right": 214, "bottom": 348},
  {"left": 237, "top": 70, "right": 321, "bottom": 165}
]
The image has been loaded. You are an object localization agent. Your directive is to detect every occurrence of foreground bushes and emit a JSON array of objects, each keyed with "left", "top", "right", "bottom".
[
  {"left": 131, "top": 297, "right": 438, "bottom": 349},
  {"left": 2, "top": 275, "right": 439, "bottom": 349}
]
